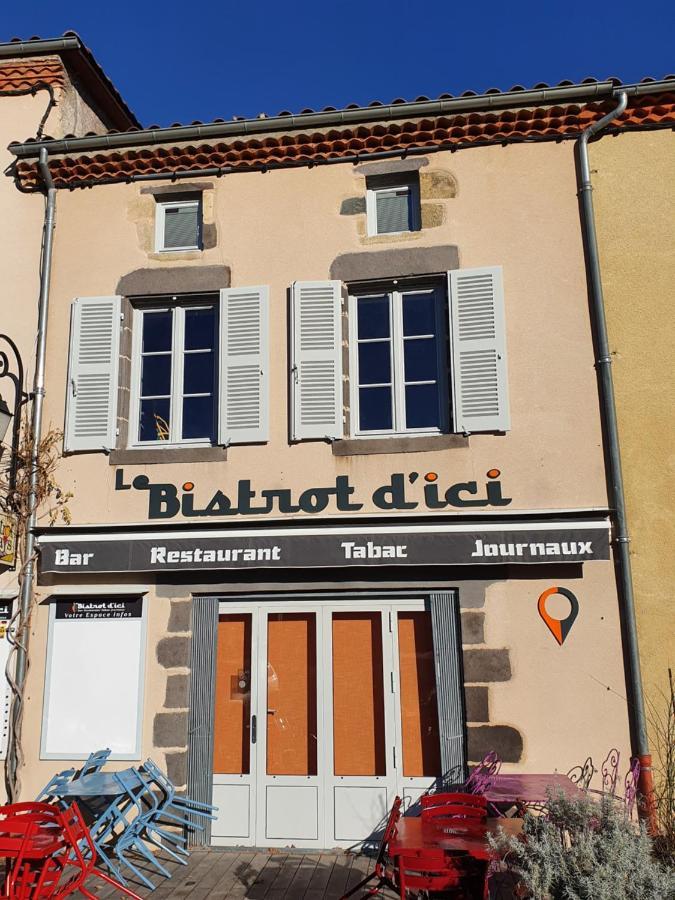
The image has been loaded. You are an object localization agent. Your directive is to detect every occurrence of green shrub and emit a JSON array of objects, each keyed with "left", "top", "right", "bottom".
[{"left": 489, "top": 790, "right": 675, "bottom": 899}]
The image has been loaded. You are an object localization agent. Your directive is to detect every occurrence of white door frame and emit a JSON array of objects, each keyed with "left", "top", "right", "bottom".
[{"left": 213, "top": 596, "right": 438, "bottom": 849}]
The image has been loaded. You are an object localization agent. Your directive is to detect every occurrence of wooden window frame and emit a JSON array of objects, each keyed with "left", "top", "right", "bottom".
[
  {"left": 347, "top": 282, "right": 449, "bottom": 438},
  {"left": 365, "top": 178, "right": 420, "bottom": 237},
  {"left": 155, "top": 198, "right": 202, "bottom": 252},
  {"left": 128, "top": 297, "right": 218, "bottom": 448}
]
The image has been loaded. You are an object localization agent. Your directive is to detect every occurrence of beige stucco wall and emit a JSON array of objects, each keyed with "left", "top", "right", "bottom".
[
  {"left": 41, "top": 139, "right": 609, "bottom": 523},
  {"left": 591, "top": 128, "right": 675, "bottom": 733},
  {"left": 10, "top": 134, "right": 633, "bottom": 800},
  {"left": 18, "top": 562, "right": 631, "bottom": 800}
]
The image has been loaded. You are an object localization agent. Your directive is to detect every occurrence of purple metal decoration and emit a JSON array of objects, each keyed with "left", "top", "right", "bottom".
[
  {"left": 567, "top": 756, "right": 596, "bottom": 790},
  {"left": 465, "top": 750, "right": 502, "bottom": 795},
  {"left": 624, "top": 757, "right": 641, "bottom": 818},
  {"left": 601, "top": 748, "right": 621, "bottom": 795}
]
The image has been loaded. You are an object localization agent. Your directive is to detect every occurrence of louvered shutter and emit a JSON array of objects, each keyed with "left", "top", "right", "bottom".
[
  {"left": 64, "top": 296, "right": 121, "bottom": 452},
  {"left": 218, "top": 286, "right": 269, "bottom": 444},
  {"left": 290, "top": 281, "right": 343, "bottom": 440},
  {"left": 448, "top": 267, "right": 510, "bottom": 433}
]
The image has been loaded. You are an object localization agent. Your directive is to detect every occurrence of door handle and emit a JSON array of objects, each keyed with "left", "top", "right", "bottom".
[{"left": 251, "top": 714, "right": 257, "bottom": 744}]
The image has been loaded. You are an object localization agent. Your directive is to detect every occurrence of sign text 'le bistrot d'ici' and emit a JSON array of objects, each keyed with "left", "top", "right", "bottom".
[{"left": 38, "top": 469, "right": 611, "bottom": 573}]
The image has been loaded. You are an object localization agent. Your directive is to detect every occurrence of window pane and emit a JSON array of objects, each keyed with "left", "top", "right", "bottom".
[
  {"left": 163, "top": 204, "right": 199, "bottom": 249},
  {"left": 397, "top": 612, "right": 441, "bottom": 777},
  {"left": 139, "top": 397, "right": 170, "bottom": 441},
  {"left": 184, "top": 351, "right": 215, "bottom": 394},
  {"left": 142, "top": 310, "right": 172, "bottom": 353},
  {"left": 140, "top": 353, "right": 171, "bottom": 397},
  {"left": 376, "top": 190, "right": 411, "bottom": 234},
  {"left": 332, "top": 613, "right": 386, "bottom": 776},
  {"left": 359, "top": 386, "right": 392, "bottom": 431},
  {"left": 403, "top": 293, "right": 436, "bottom": 336},
  {"left": 358, "top": 341, "right": 391, "bottom": 385},
  {"left": 404, "top": 337, "right": 438, "bottom": 382},
  {"left": 357, "top": 296, "right": 390, "bottom": 339},
  {"left": 214, "top": 614, "right": 252, "bottom": 775},
  {"left": 267, "top": 613, "right": 317, "bottom": 777},
  {"left": 185, "top": 306, "right": 216, "bottom": 350},
  {"left": 405, "top": 383, "right": 441, "bottom": 429},
  {"left": 182, "top": 395, "right": 215, "bottom": 440}
]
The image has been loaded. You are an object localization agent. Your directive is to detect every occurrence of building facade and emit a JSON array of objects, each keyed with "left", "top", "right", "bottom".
[
  {"left": 0, "top": 34, "right": 138, "bottom": 772},
  {"left": 2, "top": 49, "right": 674, "bottom": 845},
  {"left": 590, "top": 123, "right": 675, "bottom": 759}
]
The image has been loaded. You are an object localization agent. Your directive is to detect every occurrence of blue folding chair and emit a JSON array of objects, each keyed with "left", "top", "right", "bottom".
[
  {"left": 140, "top": 759, "right": 216, "bottom": 826},
  {"left": 37, "top": 768, "right": 77, "bottom": 805},
  {"left": 77, "top": 748, "right": 112, "bottom": 778}
]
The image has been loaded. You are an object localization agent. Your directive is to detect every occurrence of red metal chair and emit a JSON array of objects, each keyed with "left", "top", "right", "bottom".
[
  {"left": 55, "top": 802, "right": 142, "bottom": 898},
  {"left": 0, "top": 801, "right": 141, "bottom": 899},
  {"left": 340, "top": 795, "right": 402, "bottom": 899},
  {"left": 421, "top": 792, "right": 487, "bottom": 836},
  {"left": 394, "top": 848, "right": 488, "bottom": 900}
]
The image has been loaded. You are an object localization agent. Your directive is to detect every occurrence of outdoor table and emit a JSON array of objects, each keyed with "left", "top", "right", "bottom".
[
  {"left": 483, "top": 773, "right": 585, "bottom": 807},
  {"left": 389, "top": 816, "right": 523, "bottom": 862}
]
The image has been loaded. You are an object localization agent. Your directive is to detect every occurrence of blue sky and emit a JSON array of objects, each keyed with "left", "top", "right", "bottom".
[{"left": 4, "top": 1, "right": 674, "bottom": 128}]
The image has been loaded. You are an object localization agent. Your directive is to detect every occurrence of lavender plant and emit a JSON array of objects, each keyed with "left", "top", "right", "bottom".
[{"left": 489, "top": 790, "right": 675, "bottom": 899}]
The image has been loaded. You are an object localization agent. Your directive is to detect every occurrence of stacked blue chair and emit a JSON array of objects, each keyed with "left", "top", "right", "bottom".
[{"left": 35, "top": 749, "right": 218, "bottom": 892}]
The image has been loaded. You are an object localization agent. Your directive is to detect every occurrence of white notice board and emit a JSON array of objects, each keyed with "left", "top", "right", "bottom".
[{"left": 41, "top": 598, "right": 146, "bottom": 760}]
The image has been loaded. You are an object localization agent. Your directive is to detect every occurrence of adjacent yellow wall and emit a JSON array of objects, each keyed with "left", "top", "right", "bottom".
[{"left": 591, "top": 128, "right": 675, "bottom": 737}]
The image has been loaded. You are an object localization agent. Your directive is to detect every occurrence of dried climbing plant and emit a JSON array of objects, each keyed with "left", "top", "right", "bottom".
[{"left": 1, "top": 415, "right": 72, "bottom": 800}]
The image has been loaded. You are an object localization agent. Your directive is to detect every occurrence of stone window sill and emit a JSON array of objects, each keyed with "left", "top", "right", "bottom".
[
  {"left": 332, "top": 434, "right": 469, "bottom": 456},
  {"left": 109, "top": 447, "right": 228, "bottom": 465}
]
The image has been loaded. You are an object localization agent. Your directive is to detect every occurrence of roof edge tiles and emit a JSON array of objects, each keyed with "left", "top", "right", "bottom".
[
  {"left": 8, "top": 80, "right": 621, "bottom": 158},
  {"left": 0, "top": 32, "right": 140, "bottom": 130},
  {"left": 12, "top": 92, "right": 675, "bottom": 192}
]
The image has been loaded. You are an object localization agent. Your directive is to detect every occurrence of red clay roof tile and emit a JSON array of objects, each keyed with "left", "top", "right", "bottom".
[
  {"left": 12, "top": 92, "right": 675, "bottom": 191},
  {"left": 0, "top": 57, "right": 65, "bottom": 90}
]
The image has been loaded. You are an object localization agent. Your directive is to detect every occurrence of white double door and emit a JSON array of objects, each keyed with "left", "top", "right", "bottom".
[{"left": 211, "top": 598, "right": 442, "bottom": 848}]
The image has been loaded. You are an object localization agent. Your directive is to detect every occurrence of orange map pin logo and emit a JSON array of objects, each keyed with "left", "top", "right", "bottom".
[{"left": 537, "top": 587, "right": 579, "bottom": 645}]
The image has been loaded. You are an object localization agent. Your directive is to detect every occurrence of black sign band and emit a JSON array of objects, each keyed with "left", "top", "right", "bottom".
[{"left": 39, "top": 524, "right": 610, "bottom": 574}]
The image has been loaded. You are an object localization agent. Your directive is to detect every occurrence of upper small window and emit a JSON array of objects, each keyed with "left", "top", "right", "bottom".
[
  {"left": 155, "top": 199, "right": 201, "bottom": 252},
  {"left": 366, "top": 174, "right": 420, "bottom": 236}
]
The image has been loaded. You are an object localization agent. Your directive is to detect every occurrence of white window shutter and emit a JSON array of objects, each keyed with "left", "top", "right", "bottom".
[
  {"left": 448, "top": 267, "right": 510, "bottom": 433},
  {"left": 219, "top": 286, "right": 269, "bottom": 444},
  {"left": 290, "top": 280, "right": 343, "bottom": 440},
  {"left": 64, "top": 296, "right": 121, "bottom": 452}
]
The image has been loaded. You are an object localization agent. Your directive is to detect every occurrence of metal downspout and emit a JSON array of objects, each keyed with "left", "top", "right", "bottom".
[
  {"left": 577, "top": 92, "right": 656, "bottom": 829},
  {"left": 6, "top": 148, "right": 56, "bottom": 800}
]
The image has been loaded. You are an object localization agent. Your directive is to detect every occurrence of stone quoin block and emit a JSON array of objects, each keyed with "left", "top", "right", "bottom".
[
  {"left": 153, "top": 712, "right": 189, "bottom": 748},
  {"left": 168, "top": 601, "right": 192, "bottom": 633},
  {"left": 340, "top": 197, "right": 367, "bottom": 215},
  {"left": 464, "top": 685, "right": 489, "bottom": 723},
  {"left": 157, "top": 636, "right": 190, "bottom": 669},
  {"left": 165, "top": 751, "right": 188, "bottom": 787},
  {"left": 460, "top": 612, "right": 485, "bottom": 644},
  {"left": 462, "top": 648, "right": 511, "bottom": 683},
  {"left": 164, "top": 673, "right": 189, "bottom": 709},
  {"left": 467, "top": 725, "right": 523, "bottom": 763}
]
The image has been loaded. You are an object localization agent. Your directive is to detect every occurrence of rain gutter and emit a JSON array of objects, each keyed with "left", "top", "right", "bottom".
[
  {"left": 577, "top": 91, "right": 657, "bottom": 830},
  {"left": 8, "top": 80, "right": 620, "bottom": 159}
]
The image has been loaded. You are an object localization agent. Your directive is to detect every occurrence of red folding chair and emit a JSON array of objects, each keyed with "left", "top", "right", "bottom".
[
  {"left": 56, "top": 803, "right": 142, "bottom": 899},
  {"left": 340, "top": 796, "right": 402, "bottom": 899},
  {"left": 395, "top": 848, "right": 488, "bottom": 900},
  {"left": 421, "top": 792, "right": 487, "bottom": 836},
  {"left": 0, "top": 801, "right": 141, "bottom": 900}
]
